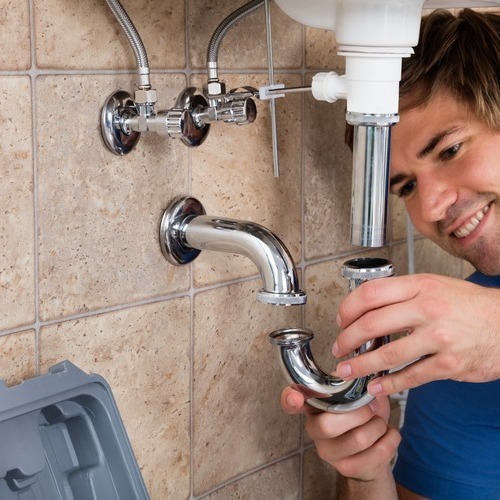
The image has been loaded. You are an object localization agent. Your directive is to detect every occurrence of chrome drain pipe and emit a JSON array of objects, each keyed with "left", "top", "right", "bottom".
[{"left": 270, "top": 258, "right": 393, "bottom": 412}]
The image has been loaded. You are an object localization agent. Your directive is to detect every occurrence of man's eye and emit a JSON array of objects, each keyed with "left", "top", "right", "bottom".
[
  {"left": 440, "top": 143, "right": 461, "bottom": 161},
  {"left": 398, "top": 180, "right": 416, "bottom": 198}
]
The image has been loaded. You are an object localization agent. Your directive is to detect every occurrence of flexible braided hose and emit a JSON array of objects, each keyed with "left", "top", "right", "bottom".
[
  {"left": 206, "top": 0, "right": 265, "bottom": 80},
  {"left": 106, "top": 0, "right": 150, "bottom": 88}
]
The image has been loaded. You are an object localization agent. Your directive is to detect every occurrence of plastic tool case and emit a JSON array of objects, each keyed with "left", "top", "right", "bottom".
[{"left": 0, "top": 361, "right": 149, "bottom": 499}]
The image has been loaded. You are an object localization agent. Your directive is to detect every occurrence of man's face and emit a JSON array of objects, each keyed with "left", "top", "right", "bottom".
[{"left": 390, "top": 92, "right": 500, "bottom": 275}]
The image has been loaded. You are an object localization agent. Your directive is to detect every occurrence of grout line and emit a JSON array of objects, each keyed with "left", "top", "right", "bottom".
[
  {"left": 184, "top": 2, "right": 196, "bottom": 498},
  {"left": 0, "top": 68, "right": 328, "bottom": 79},
  {"left": 0, "top": 272, "right": 272, "bottom": 338},
  {"left": 28, "top": 0, "right": 41, "bottom": 376},
  {"left": 194, "top": 451, "right": 303, "bottom": 499},
  {"left": 298, "top": 23, "right": 307, "bottom": 500}
]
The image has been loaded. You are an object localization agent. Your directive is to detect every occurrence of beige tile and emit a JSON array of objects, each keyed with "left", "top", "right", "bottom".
[
  {"left": 302, "top": 447, "right": 337, "bottom": 500},
  {"left": 304, "top": 259, "right": 345, "bottom": 374},
  {"left": 460, "top": 260, "right": 475, "bottom": 279},
  {"left": 192, "top": 280, "right": 301, "bottom": 494},
  {"left": 39, "top": 298, "right": 190, "bottom": 499},
  {"left": 36, "top": 74, "right": 190, "bottom": 320},
  {"left": 390, "top": 242, "right": 410, "bottom": 276},
  {"left": 304, "top": 88, "right": 355, "bottom": 259},
  {"left": 0, "top": 76, "right": 35, "bottom": 331},
  {"left": 0, "top": 0, "right": 30, "bottom": 70},
  {"left": 0, "top": 330, "right": 36, "bottom": 386},
  {"left": 414, "top": 238, "right": 463, "bottom": 277},
  {"left": 391, "top": 195, "right": 411, "bottom": 242},
  {"left": 34, "top": 0, "right": 185, "bottom": 70},
  {"left": 206, "top": 456, "right": 300, "bottom": 499},
  {"left": 305, "top": 27, "right": 344, "bottom": 71},
  {"left": 190, "top": 73, "right": 302, "bottom": 289},
  {"left": 188, "top": 1, "right": 302, "bottom": 70}
]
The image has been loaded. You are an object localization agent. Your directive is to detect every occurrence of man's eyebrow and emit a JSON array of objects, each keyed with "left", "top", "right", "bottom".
[
  {"left": 417, "top": 126, "right": 462, "bottom": 159},
  {"left": 390, "top": 126, "right": 465, "bottom": 188},
  {"left": 390, "top": 173, "right": 407, "bottom": 188}
]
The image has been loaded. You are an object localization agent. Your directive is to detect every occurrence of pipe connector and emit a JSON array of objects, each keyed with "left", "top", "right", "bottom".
[
  {"left": 270, "top": 257, "right": 393, "bottom": 412},
  {"left": 159, "top": 196, "right": 306, "bottom": 306}
]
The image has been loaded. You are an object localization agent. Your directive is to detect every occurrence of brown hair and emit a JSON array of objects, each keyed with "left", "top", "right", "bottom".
[
  {"left": 345, "top": 8, "right": 500, "bottom": 148},
  {"left": 400, "top": 8, "right": 500, "bottom": 128}
]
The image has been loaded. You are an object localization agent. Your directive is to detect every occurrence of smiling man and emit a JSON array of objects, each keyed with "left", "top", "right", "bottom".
[{"left": 281, "top": 8, "right": 500, "bottom": 500}]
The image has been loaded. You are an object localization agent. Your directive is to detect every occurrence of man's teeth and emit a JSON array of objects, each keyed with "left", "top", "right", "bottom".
[{"left": 453, "top": 206, "right": 489, "bottom": 238}]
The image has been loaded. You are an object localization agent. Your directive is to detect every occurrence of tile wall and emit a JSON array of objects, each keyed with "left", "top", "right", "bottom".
[{"left": 0, "top": 1, "right": 472, "bottom": 498}]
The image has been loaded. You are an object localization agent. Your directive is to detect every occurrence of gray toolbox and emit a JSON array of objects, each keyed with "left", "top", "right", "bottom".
[{"left": 0, "top": 360, "right": 149, "bottom": 499}]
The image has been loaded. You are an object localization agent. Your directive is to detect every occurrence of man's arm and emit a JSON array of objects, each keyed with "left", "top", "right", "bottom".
[{"left": 336, "top": 468, "right": 398, "bottom": 500}]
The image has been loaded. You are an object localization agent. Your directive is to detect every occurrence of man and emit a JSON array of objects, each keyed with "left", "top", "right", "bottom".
[{"left": 282, "top": 9, "right": 500, "bottom": 499}]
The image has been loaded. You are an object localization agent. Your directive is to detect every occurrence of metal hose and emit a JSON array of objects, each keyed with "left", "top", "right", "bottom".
[
  {"left": 206, "top": 0, "right": 265, "bottom": 82},
  {"left": 105, "top": 0, "right": 151, "bottom": 89}
]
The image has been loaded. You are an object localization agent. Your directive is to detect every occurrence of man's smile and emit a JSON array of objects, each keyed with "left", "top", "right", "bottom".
[{"left": 452, "top": 204, "right": 490, "bottom": 239}]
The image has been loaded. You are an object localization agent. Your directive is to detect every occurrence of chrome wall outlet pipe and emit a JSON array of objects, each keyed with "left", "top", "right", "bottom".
[
  {"left": 270, "top": 257, "right": 393, "bottom": 412},
  {"left": 159, "top": 196, "right": 306, "bottom": 306}
]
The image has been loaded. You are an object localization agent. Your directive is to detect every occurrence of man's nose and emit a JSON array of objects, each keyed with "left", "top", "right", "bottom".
[{"left": 419, "top": 176, "right": 457, "bottom": 222}]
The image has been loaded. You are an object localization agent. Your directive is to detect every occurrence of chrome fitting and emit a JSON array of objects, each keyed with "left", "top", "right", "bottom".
[
  {"left": 204, "top": 81, "right": 226, "bottom": 98},
  {"left": 134, "top": 88, "right": 157, "bottom": 105},
  {"left": 160, "top": 195, "right": 306, "bottom": 306}
]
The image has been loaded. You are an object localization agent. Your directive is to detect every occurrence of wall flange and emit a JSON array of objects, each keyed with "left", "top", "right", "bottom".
[
  {"left": 101, "top": 90, "right": 141, "bottom": 156},
  {"left": 159, "top": 196, "right": 205, "bottom": 265}
]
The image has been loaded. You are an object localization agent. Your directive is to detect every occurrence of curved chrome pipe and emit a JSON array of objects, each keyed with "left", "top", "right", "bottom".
[
  {"left": 270, "top": 258, "right": 394, "bottom": 412},
  {"left": 159, "top": 196, "right": 306, "bottom": 306}
]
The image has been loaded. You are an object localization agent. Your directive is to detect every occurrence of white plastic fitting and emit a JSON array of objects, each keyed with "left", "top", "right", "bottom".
[
  {"left": 340, "top": 51, "right": 408, "bottom": 116},
  {"left": 311, "top": 72, "right": 346, "bottom": 104}
]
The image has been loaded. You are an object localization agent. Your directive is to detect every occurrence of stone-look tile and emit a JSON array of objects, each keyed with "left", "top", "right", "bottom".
[
  {"left": 0, "top": 76, "right": 35, "bottom": 331},
  {"left": 304, "top": 259, "right": 344, "bottom": 374},
  {"left": 188, "top": 1, "right": 302, "bottom": 70},
  {"left": 304, "top": 86, "right": 355, "bottom": 259},
  {"left": 460, "top": 260, "right": 475, "bottom": 279},
  {"left": 305, "top": 27, "right": 344, "bottom": 71},
  {"left": 0, "top": 0, "right": 30, "bottom": 70},
  {"left": 34, "top": 0, "right": 185, "bottom": 70},
  {"left": 205, "top": 456, "right": 300, "bottom": 499},
  {"left": 36, "top": 74, "right": 189, "bottom": 320},
  {"left": 302, "top": 447, "right": 337, "bottom": 500},
  {"left": 193, "top": 280, "right": 301, "bottom": 495},
  {"left": 391, "top": 195, "right": 412, "bottom": 242},
  {"left": 0, "top": 331, "right": 36, "bottom": 386},
  {"left": 190, "top": 73, "right": 302, "bottom": 289},
  {"left": 414, "top": 238, "right": 464, "bottom": 277},
  {"left": 39, "top": 299, "right": 190, "bottom": 499},
  {"left": 390, "top": 242, "right": 410, "bottom": 277}
]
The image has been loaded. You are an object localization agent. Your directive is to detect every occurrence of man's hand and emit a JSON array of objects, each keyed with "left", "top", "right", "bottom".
[
  {"left": 334, "top": 274, "right": 500, "bottom": 396},
  {"left": 281, "top": 387, "right": 401, "bottom": 482}
]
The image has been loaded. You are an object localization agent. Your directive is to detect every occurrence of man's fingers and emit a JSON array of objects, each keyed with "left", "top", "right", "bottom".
[
  {"left": 306, "top": 403, "right": 377, "bottom": 440},
  {"left": 335, "top": 333, "right": 428, "bottom": 381},
  {"left": 281, "top": 387, "right": 306, "bottom": 414},
  {"left": 367, "top": 355, "right": 447, "bottom": 396}
]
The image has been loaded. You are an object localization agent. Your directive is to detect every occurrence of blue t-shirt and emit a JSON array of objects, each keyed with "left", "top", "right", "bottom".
[{"left": 393, "top": 272, "right": 500, "bottom": 500}]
